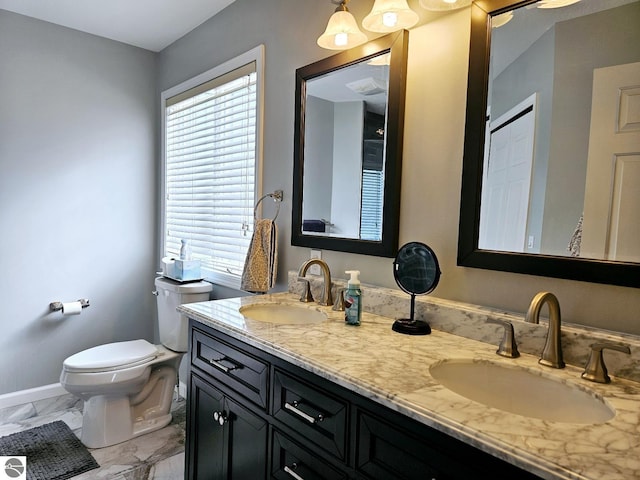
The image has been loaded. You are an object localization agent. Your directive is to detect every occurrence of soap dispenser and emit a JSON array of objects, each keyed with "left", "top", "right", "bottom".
[{"left": 344, "top": 270, "right": 362, "bottom": 326}]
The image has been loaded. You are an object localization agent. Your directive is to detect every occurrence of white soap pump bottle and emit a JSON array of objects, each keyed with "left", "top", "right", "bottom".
[{"left": 344, "top": 270, "right": 362, "bottom": 326}]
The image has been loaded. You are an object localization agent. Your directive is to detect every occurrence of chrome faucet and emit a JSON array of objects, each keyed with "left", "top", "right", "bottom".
[
  {"left": 298, "top": 259, "right": 333, "bottom": 306},
  {"left": 525, "top": 292, "right": 565, "bottom": 368}
]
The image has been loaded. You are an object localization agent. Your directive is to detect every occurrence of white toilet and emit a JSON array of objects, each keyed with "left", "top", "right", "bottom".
[{"left": 60, "top": 277, "right": 212, "bottom": 448}]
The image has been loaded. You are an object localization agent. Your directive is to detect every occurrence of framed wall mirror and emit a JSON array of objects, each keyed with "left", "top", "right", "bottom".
[
  {"left": 458, "top": 0, "right": 640, "bottom": 287},
  {"left": 292, "top": 30, "right": 408, "bottom": 257}
]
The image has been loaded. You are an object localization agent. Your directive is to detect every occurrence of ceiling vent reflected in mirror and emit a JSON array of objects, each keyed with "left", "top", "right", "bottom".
[{"left": 346, "top": 77, "right": 388, "bottom": 96}]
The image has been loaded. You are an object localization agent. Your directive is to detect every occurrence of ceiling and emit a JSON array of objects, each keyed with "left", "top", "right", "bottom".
[{"left": 0, "top": 0, "right": 237, "bottom": 52}]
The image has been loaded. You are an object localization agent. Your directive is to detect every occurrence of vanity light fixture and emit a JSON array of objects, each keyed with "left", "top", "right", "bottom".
[
  {"left": 419, "top": 0, "right": 471, "bottom": 12},
  {"left": 362, "top": 0, "right": 419, "bottom": 33},
  {"left": 317, "top": 0, "right": 368, "bottom": 50}
]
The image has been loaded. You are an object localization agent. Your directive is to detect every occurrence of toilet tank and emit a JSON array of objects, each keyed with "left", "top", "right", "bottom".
[{"left": 154, "top": 277, "right": 213, "bottom": 352}]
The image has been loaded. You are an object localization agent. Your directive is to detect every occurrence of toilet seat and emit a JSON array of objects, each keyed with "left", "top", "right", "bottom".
[{"left": 63, "top": 339, "right": 159, "bottom": 373}]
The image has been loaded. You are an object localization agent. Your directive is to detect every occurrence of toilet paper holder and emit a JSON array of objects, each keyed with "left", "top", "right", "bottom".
[{"left": 49, "top": 299, "right": 90, "bottom": 312}]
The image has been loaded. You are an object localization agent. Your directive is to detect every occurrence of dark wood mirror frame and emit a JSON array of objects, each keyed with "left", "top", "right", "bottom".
[
  {"left": 457, "top": 0, "right": 640, "bottom": 288},
  {"left": 291, "top": 30, "right": 408, "bottom": 258}
]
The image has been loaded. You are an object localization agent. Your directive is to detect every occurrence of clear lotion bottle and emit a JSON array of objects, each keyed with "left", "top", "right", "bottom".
[{"left": 344, "top": 270, "right": 362, "bottom": 326}]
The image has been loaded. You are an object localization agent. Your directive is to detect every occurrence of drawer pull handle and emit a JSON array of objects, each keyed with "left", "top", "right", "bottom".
[
  {"left": 284, "top": 463, "right": 304, "bottom": 480},
  {"left": 284, "top": 401, "right": 324, "bottom": 424},
  {"left": 209, "top": 357, "right": 239, "bottom": 373}
]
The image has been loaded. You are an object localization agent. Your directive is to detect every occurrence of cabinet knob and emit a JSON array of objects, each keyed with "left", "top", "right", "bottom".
[{"left": 213, "top": 411, "right": 228, "bottom": 426}]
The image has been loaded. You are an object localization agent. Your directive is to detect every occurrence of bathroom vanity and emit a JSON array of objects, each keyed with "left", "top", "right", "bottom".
[{"left": 180, "top": 291, "right": 640, "bottom": 480}]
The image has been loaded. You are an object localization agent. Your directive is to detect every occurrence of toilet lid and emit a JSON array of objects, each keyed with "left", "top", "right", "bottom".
[{"left": 63, "top": 339, "right": 158, "bottom": 372}]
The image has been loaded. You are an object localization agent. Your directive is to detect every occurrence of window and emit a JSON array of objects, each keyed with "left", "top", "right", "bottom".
[
  {"left": 360, "top": 169, "right": 384, "bottom": 241},
  {"left": 161, "top": 46, "right": 264, "bottom": 289}
]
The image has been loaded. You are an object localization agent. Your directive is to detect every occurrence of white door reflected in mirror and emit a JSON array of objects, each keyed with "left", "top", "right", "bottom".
[{"left": 481, "top": 0, "right": 640, "bottom": 260}]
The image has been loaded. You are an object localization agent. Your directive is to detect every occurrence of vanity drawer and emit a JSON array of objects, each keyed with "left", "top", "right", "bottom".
[
  {"left": 272, "top": 369, "right": 348, "bottom": 461},
  {"left": 191, "top": 328, "right": 269, "bottom": 410},
  {"left": 355, "top": 408, "right": 541, "bottom": 480},
  {"left": 271, "top": 430, "right": 347, "bottom": 480}
]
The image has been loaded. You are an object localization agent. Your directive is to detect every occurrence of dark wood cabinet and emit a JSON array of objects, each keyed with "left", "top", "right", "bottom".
[
  {"left": 186, "top": 320, "right": 541, "bottom": 480},
  {"left": 186, "top": 373, "right": 268, "bottom": 479}
]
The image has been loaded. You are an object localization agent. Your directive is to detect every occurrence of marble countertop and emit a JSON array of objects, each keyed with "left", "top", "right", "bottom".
[{"left": 179, "top": 293, "right": 640, "bottom": 480}]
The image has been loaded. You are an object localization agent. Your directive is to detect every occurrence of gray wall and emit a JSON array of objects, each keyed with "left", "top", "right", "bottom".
[
  {"left": 303, "top": 95, "right": 334, "bottom": 222},
  {"left": 0, "top": 11, "right": 158, "bottom": 394}
]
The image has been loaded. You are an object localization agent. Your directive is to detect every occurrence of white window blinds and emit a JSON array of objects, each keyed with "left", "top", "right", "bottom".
[
  {"left": 360, "top": 169, "right": 384, "bottom": 241},
  {"left": 163, "top": 61, "right": 258, "bottom": 288}
]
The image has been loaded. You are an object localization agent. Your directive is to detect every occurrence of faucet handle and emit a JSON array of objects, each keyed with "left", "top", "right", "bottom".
[
  {"left": 581, "top": 342, "right": 631, "bottom": 384},
  {"left": 297, "top": 277, "right": 314, "bottom": 303},
  {"left": 486, "top": 319, "right": 520, "bottom": 358},
  {"left": 332, "top": 288, "right": 346, "bottom": 311}
]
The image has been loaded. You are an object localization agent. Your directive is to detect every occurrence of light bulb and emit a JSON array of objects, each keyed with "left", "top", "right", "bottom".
[
  {"left": 382, "top": 12, "right": 398, "bottom": 27},
  {"left": 334, "top": 32, "right": 348, "bottom": 47},
  {"left": 317, "top": 6, "right": 368, "bottom": 50},
  {"left": 362, "top": 0, "right": 418, "bottom": 33}
]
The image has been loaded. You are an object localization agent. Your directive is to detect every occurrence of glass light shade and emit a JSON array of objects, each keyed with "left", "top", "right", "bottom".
[
  {"left": 538, "top": 0, "right": 581, "bottom": 8},
  {"left": 362, "top": 0, "right": 419, "bottom": 33},
  {"left": 419, "top": 0, "right": 472, "bottom": 11},
  {"left": 317, "top": 10, "right": 368, "bottom": 50},
  {"left": 491, "top": 11, "right": 513, "bottom": 28}
]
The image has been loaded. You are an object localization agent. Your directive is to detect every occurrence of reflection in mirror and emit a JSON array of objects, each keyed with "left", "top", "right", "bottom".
[
  {"left": 292, "top": 31, "right": 408, "bottom": 257},
  {"left": 302, "top": 52, "right": 389, "bottom": 242},
  {"left": 392, "top": 242, "right": 441, "bottom": 336},
  {"left": 458, "top": 0, "right": 640, "bottom": 287}
]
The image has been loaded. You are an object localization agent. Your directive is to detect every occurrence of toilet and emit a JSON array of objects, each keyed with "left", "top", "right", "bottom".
[{"left": 60, "top": 277, "right": 212, "bottom": 448}]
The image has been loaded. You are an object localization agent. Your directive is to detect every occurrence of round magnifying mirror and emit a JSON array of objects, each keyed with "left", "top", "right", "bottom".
[{"left": 392, "top": 242, "right": 441, "bottom": 335}]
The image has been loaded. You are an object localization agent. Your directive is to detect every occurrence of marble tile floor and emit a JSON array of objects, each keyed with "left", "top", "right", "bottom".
[{"left": 0, "top": 393, "right": 186, "bottom": 479}]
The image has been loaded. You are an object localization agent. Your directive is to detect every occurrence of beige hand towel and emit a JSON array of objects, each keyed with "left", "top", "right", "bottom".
[{"left": 241, "top": 219, "right": 278, "bottom": 293}]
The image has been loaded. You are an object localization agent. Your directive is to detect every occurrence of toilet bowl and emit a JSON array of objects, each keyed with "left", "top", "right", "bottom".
[{"left": 60, "top": 277, "right": 212, "bottom": 448}]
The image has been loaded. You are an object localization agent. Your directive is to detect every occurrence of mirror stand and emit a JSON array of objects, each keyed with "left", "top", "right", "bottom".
[
  {"left": 392, "top": 242, "right": 441, "bottom": 336},
  {"left": 392, "top": 294, "right": 431, "bottom": 335}
]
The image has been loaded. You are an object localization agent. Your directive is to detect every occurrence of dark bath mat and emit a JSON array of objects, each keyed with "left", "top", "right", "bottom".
[{"left": 0, "top": 420, "right": 99, "bottom": 480}]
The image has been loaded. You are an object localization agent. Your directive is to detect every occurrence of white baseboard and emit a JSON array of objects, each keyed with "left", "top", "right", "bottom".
[
  {"left": 1, "top": 381, "right": 188, "bottom": 411},
  {"left": 0, "top": 383, "right": 67, "bottom": 410}
]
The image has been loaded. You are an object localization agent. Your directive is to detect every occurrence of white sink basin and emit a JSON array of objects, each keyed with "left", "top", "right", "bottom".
[
  {"left": 430, "top": 359, "right": 615, "bottom": 424},
  {"left": 239, "top": 303, "right": 327, "bottom": 325}
]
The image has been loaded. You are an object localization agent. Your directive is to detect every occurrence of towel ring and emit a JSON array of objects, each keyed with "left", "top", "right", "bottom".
[{"left": 254, "top": 190, "right": 283, "bottom": 222}]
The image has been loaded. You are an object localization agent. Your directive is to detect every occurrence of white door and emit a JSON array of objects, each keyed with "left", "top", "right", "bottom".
[
  {"left": 582, "top": 62, "right": 640, "bottom": 262},
  {"left": 479, "top": 94, "right": 537, "bottom": 252}
]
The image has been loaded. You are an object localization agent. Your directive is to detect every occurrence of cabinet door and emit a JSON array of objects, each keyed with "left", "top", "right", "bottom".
[
  {"left": 187, "top": 374, "right": 227, "bottom": 480},
  {"left": 187, "top": 373, "right": 269, "bottom": 479}
]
